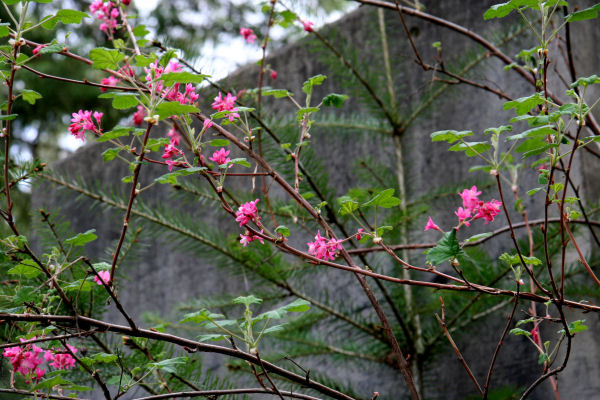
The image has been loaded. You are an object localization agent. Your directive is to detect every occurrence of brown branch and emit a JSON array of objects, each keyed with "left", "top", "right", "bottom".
[
  {"left": 60, "top": 338, "right": 111, "bottom": 399},
  {"left": 0, "top": 388, "right": 85, "bottom": 400},
  {"left": 0, "top": 313, "right": 356, "bottom": 400},
  {"left": 133, "top": 388, "right": 322, "bottom": 400}
]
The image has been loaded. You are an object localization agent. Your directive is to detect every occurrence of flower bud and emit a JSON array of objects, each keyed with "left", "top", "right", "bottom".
[{"left": 372, "top": 237, "right": 382, "bottom": 244}]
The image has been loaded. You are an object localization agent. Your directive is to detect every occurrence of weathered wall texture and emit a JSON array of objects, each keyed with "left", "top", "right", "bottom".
[{"left": 33, "top": 1, "right": 599, "bottom": 399}]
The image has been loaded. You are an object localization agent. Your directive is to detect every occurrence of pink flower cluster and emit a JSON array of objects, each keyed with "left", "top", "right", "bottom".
[
  {"left": 240, "top": 229, "right": 264, "bottom": 247},
  {"left": 133, "top": 105, "right": 146, "bottom": 125},
  {"left": 240, "top": 27, "right": 257, "bottom": 44},
  {"left": 3, "top": 339, "right": 77, "bottom": 383},
  {"left": 32, "top": 44, "right": 46, "bottom": 56},
  {"left": 302, "top": 20, "right": 314, "bottom": 32},
  {"left": 144, "top": 60, "right": 199, "bottom": 106},
  {"left": 424, "top": 185, "right": 502, "bottom": 231},
  {"left": 209, "top": 148, "right": 231, "bottom": 167},
  {"left": 90, "top": 1, "right": 120, "bottom": 34},
  {"left": 211, "top": 92, "right": 240, "bottom": 122},
  {"left": 307, "top": 231, "right": 342, "bottom": 261},
  {"left": 235, "top": 199, "right": 260, "bottom": 226},
  {"left": 69, "top": 110, "right": 103, "bottom": 141},
  {"left": 94, "top": 270, "right": 111, "bottom": 286}
]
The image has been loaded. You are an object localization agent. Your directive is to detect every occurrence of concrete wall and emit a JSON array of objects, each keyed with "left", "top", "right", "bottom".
[{"left": 33, "top": 1, "right": 600, "bottom": 399}]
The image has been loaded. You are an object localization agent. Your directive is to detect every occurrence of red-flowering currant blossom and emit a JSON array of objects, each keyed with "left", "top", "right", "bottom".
[
  {"left": 90, "top": 1, "right": 120, "bottom": 35},
  {"left": 167, "top": 127, "right": 181, "bottom": 146},
  {"left": 100, "top": 75, "right": 120, "bottom": 92},
  {"left": 203, "top": 119, "right": 213, "bottom": 130},
  {"left": 531, "top": 326, "right": 540, "bottom": 343},
  {"left": 209, "top": 148, "right": 231, "bottom": 166},
  {"left": 47, "top": 345, "right": 77, "bottom": 370},
  {"left": 3, "top": 338, "right": 46, "bottom": 383},
  {"left": 133, "top": 105, "right": 146, "bottom": 126},
  {"left": 424, "top": 217, "right": 441, "bottom": 231},
  {"left": 356, "top": 228, "right": 364, "bottom": 240},
  {"left": 270, "top": 70, "right": 278, "bottom": 80},
  {"left": 93, "top": 270, "right": 111, "bottom": 286},
  {"left": 69, "top": 110, "right": 102, "bottom": 141},
  {"left": 235, "top": 199, "right": 260, "bottom": 226},
  {"left": 459, "top": 185, "right": 482, "bottom": 211},
  {"left": 240, "top": 229, "right": 265, "bottom": 247},
  {"left": 212, "top": 92, "right": 240, "bottom": 122},
  {"left": 302, "top": 20, "right": 314, "bottom": 32},
  {"left": 240, "top": 27, "right": 257, "bottom": 43},
  {"left": 307, "top": 231, "right": 342, "bottom": 261},
  {"left": 32, "top": 44, "right": 46, "bottom": 56},
  {"left": 475, "top": 199, "right": 502, "bottom": 224},
  {"left": 454, "top": 207, "right": 471, "bottom": 227}
]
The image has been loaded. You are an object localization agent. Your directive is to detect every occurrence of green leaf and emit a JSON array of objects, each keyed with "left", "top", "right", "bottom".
[
  {"left": 92, "top": 353, "right": 118, "bottom": 363},
  {"left": 160, "top": 72, "right": 209, "bottom": 86},
  {"left": 34, "top": 376, "right": 71, "bottom": 390},
  {"left": 41, "top": 9, "right": 89, "bottom": 30},
  {"left": 538, "top": 352, "right": 550, "bottom": 365},
  {"left": 566, "top": 3, "right": 600, "bottom": 21},
  {"left": 229, "top": 158, "right": 251, "bottom": 168},
  {"left": 464, "top": 232, "right": 493, "bottom": 243},
  {"left": 179, "top": 309, "right": 225, "bottom": 324},
  {"left": 322, "top": 93, "right": 348, "bottom": 108},
  {"left": 39, "top": 43, "right": 64, "bottom": 55},
  {"left": 571, "top": 74, "right": 600, "bottom": 88},
  {"left": 362, "top": 188, "right": 401, "bottom": 208},
  {"left": 132, "top": 24, "right": 150, "bottom": 37},
  {"left": 20, "top": 89, "right": 42, "bottom": 105},
  {"left": 503, "top": 93, "right": 544, "bottom": 115},
  {"left": 156, "top": 102, "right": 200, "bottom": 120},
  {"left": 147, "top": 357, "right": 188, "bottom": 374},
  {"left": 505, "top": 125, "right": 555, "bottom": 141},
  {"left": 89, "top": 47, "right": 125, "bottom": 70},
  {"left": 448, "top": 141, "right": 491, "bottom": 157},
  {"left": 197, "top": 334, "right": 227, "bottom": 342},
  {"left": 484, "top": 125, "right": 512, "bottom": 135},
  {"left": 297, "top": 106, "right": 319, "bottom": 119},
  {"left": 565, "top": 319, "right": 588, "bottom": 334},
  {"left": 209, "top": 139, "right": 230, "bottom": 147},
  {"left": 509, "top": 327, "right": 532, "bottom": 337},
  {"left": 233, "top": 295, "right": 262, "bottom": 306},
  {"left": 426, "top": 229, "right": 462, "bottom": 266},
  {"left": 254, "top": 299, "right": 310, "bottom": 321},
  {"left": 154, "top": 167, "right": 207, "bottom": 184},
  {"left": 97, "top": 126, "right": 144, "bottom": 142},
  {"left": 262, "top": 88, "right": 293, "bottom": 98},
  {"left": 0, "top": 23, "right": 9, "bottom": 38},
  {"left": 8, "top": 259, "right": 41, "bottom": 278},
  {"left": 64, "top": 229, "right": 97, "bottom": 247},
  {"left": 275, "top": 225, "right": 290, "bottom": 237},
  {"left": 302, "top": 74, "right": 327, "bottom": 94},
  {"left": 0, "top": 114, "right": 18, "bottom": 121},
  {"left": 102, "top": 147, "right": 121, "bottom": 161},
  {"left": 430, "top": 130, "right": 473, "bottom": 144},
  {"left": 337, "top": 196, "right": 358, "bottom": 216},
  {"left": 483, "top": 0, "right": 538, "bottom": 20},
  {"left": 99, "top": 92, "right": 139, "bottom": 110},
  {"left": 134, "top": 54, "right": 155, "bottom": 67}
]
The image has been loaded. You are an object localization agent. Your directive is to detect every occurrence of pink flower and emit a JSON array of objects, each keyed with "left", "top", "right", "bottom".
[
  {"left": 32, "top": 44, "right": 46, "bottom": 56},
  {"left": 93, "top": 270, "right": 111, "bottom": 286},
  {"left": 90, "top": 1, "right": 120, "bottom": 35},
  {"left": 531, "top": 326, "right": 540, "bottom": 343},
  {"left": 356, "top": 228, "right": 364, "bottom": 240},
  {"left": 307, "top": 231, "right": 342, "bottom": 261},
  {"left": 240, "top": 27, "right": 257, "bottom": 43},
  {"left": 100, "top": 75, "right": 120, "bottom": 92},
  {"left": 302, "top": 20, "right": 314, "bottom": 32},
  {"left": 209, "top": 148, "right": 231, "bottom": 166},
  {"left": 424, "top": 217, "right": 441, "bottom": 231},
  {"left": 235, "top": 199, "right": 260, "bottom": 226},
  {"left": 165, "top": 159, "right": 178, "bottom": 171},
  {"left": 69, "top": 109, "right": 102, "bottom": 141},
  {"left": 3, "top": 339, "right": 46, "bottom": 382},
  {"left": 133, "top": 105, "right": 146, "bottom": 126},
  {"left": 474, "top": 200, "right": 502, "bottom": 224},
  {"left": 459, "top": 186, "right": 482, "bottom": 211},
  {"left": 454, "top": 207, "right": 471, "bottom": 226},
  {"left": 162, "top": 143, "right": 181, "bottom": 160},
  {"left": 48, "top": 345, "right": 77, "bottom": 370},
  {"left": 167, "top": 127, "right": 181, "bottom": 146},
  {"left": 203, "top": 119, "right": 213, "bottom": 130},
  {"left": 270, "top": 70, "right": 278, "bottom": 80},
  {"left": 212, "top": 92, "right": 237, "bottom": 112},
  {"left": 240, "top": 230, "right": 265, "bottom": 247},
  {"left": 538, "top": 164, "right": 548, "bottom": 173}
]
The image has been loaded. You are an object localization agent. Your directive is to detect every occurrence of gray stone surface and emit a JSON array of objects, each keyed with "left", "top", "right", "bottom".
[{"left": 32, "top": 1, "right": 600, "bottom": 399}]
